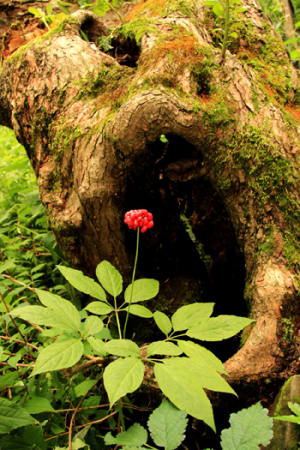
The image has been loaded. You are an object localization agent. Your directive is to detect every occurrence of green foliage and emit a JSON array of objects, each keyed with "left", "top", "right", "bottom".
[
  {"left": 0, "top": 398, "right": 35, "bottom": 434},
  {"left": 148, "top": 399, "right": 188, "bottom": 450},
  {"left": 274, "top": 401, "right": 300, "bottom": 424},
  {"left": 220, "top": 402, "right": 273, "bottom": 450},
  {"left": 204, "top": 0, "right": 248, "bottom": 59}
]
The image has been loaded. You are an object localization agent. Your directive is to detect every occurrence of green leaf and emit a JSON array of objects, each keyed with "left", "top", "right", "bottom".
[
  {"left": 56, "top": 1, "right": 71, "bottom": 14},
  {"left": 154, "top": 311, "right": 172, "bottom": 336},
  {"left": 105, "top": 423, "right": 148, "bottom": 446},
  {"left": 177, "top": 340, "right": 227, "bottom": 374},
  {"left": 146, "top": 341, "right": 183, "bottom": 357},
  {"left": 24, "top": 397, "right": 56, "bottom": 414},
  {"left": 80, "top": 29, "right": 89, "bottom": 42},
  {"left": 104, "top": 357, "right": 144, "bottom": 407},
  {"left": 288, "top": 401, "right": 300, "bottom": 416},
  {"left": 123, "top": 304, "right": 153, "bottom": 318},
  {"left": 96, "top": 261, "right": 123, "bottom": 297},
  {"left": 0, "top": 398, "right": 35, "bottom": 434},
  {"left": 274, "top": 414, "right": 300, "bottom": 423},
  {"left": 28, "top": 6, "right": 43, "bottom": 17},
  {"left": 105, "top": 339, "right": 141, "bottom": 357},
  {"left": 57, "top": 266, "right": 107, "bottom": 302},
  {"left": 92, "top": 1, "right": 111, "bottom": 17},
  {"left": 213, "top": 2, "right": 225, "bottom": 17},
  {"left": 171, "top": 303, "right": 214, "bottom": 331},
  {"left": 84, "top": 316, "right": 103, "bottom": 336},
  {"left": 31, "top": 338, "right": 84, "bottom": 377},
  {"left": 0, "top": 371, "right": 19, "bottom": 389},
  {"left": 74, "top": 379, "right": 95, "bottom": 397},
  {"left": 46, "top": 3, "right": 53, "bottom": 15},
  {"left": 36, "top": 289, "right": 81, "bottom": 331},
  {"left": 154, "top": 359, "right": 215, "bottom": 431},
  {"left": 124, "top": 279, "right": 159, "bottom": 303},
  {"left": 10, "top": 305, "right": 77, "bottom": 332},
  {"left": 148, "top": 399, "right": 188, "bottom": 450},
  {"left": 220, "top": 402, "right": 273, "bottom": 450},
  {"left": 187, "top": 315, "right": 254, "bottom": 341},
  {"left": 87, "top": 337, "right": 107, "bottom": 356},
  {"left": 85, "top": 301, "right": 114, "bottom": 315},
  {"left": 0, "top": 259, "right": 15, "bottom": 274},
  {"left": 229, "top": 31, "right": 239, "bottom": 38}
]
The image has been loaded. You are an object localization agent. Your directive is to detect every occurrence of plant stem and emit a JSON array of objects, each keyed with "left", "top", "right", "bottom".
[
  {"left": 123, "top": 227, "right": 140, "bottom": 339},
  {"left": 221, "top": 0, "right": 230, "bottom": 59},
  {"left": 117, "top": 399, "right": 126, "bottom": 431},
  {"left": 114, "top": 297, "right": 122, "bottom": 340}
]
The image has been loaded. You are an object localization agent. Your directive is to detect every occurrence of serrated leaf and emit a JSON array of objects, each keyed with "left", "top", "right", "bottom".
[
  {"left": 36, "top": 289, "right": 81, "bottom": 331},
  {"left": 96, "top": 261, "right": 122, "bottom": 297},
  {"left": 123, "top": 304, "right": 153, "bottom": 318},
  {"left": 87, "top": 337, "right": 107, "bottom": 356},
  {"left": 31, "top": 338, "right": 84, "bottom": 377},
  {"left": 24, "top": 396, "right": 56, "bottom": 414},
  {"left": 124, "top": 279, "right": 159, "bottom": 303},
  {"left": 84, "top": 316, "right": 103, "bottom": 336},
  {"left": 146, "top": 341, "right": 183, "bottom": 357},
  {"left": 221, "top": 402, "right": 273, "bottom": 450},
  {"left": 171, "top": 303, "right": 214, "bottom": 331},
  {"left": 10, "top": 305, "right": 77, "bottom": 332},
  {"left": 154, "top": 311, "right": 172, "bottom": 336},
  {"left": 187, "top": 315, "right": 254, "bottom": 341},
  {"left": 105, "top": 339, "right": 141, "bottom": 357},
  {"left": 105, "top": 423, "right": 148, "bottom": 446},
  {"left": 177, "top": 340, "right": 227, "bottom": 374},
  {"left": 57, "top": 266, "right": 107, "bottom": 302},
  {"left": 148, "top": 399, "right": 188, "bottom": 450},
  {"left": 85, "top": 301, "right": 114, "bottom": 315},
  {"left": 104, "top": 357, "right": 144, "bottom": 407},
  {"left": 154, "top": 359, "right": 215, "bottom": 431},
  {"left": 74, "top": 379, "right": 95, "bottom": 397},
  {"left": 0, "top": 398, "right": 35, "bottom": 434}
]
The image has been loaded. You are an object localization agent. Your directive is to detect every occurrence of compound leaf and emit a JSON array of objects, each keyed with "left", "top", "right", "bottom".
[
  {"left": 57, "top": 265, "right": 107, "bottom": 302},
  {"left": 177, "top": 340, "right": 227, "bottom": 374},
  {"left": 154, "top": 358, "right": 215, "bottom": 431},
  {"left": 84, "top": 315, "right": 103, "bottom": 337}
]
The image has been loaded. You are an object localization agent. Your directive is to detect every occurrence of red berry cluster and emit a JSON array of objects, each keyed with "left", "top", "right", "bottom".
[{"left": 124, "top": 209, "right": 154, "bottom": 233}]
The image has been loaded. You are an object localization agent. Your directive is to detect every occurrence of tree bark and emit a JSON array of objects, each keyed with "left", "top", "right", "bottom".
[{"left": 1, "top": 0, "right": 300, "bottom": 385}]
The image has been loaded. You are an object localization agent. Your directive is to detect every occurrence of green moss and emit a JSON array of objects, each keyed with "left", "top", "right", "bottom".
[{"left": 120, "top": 18, "right": 158, "bottom": 45}]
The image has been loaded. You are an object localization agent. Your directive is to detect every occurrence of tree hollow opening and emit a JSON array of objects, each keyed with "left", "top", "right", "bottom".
[{"left": 124, "top": 135, "right": 247, "bottom": 360}]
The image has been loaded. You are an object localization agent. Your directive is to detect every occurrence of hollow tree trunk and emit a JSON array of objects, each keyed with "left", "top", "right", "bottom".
[{"left": 1, "top": 0, "right": 300, "bottom": 385}]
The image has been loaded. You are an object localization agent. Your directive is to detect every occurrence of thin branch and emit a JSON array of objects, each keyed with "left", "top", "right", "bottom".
[
  {"left": 63, "top": 357, "right": 103, "bottom": 377},
  {"left": 1, "top": 274, "right": 36, "bottom": 291},
  {"left": 45, "top": 410, "right": 118, "bottom": 442},
  {"left": 0, "top": 335, "right": 39, "bottom": 351},
  {"left": 0, "top": 291, "right": 35, "bottom": 359},
  {"left": 0, "top": 362, "right": 30, "bottom": 367},
  {"left": 68, "top": 374, "right": 103, "bottom": 450}
]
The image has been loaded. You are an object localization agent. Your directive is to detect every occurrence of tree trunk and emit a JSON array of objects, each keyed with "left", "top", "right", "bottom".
[{"left": 1, "top": 0, "right": 300, "bottom": 386}]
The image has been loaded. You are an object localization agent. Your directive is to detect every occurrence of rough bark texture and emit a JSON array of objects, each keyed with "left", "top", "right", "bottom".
[{"left": 1, "top": 0, "right": 300, "bottom": 385}]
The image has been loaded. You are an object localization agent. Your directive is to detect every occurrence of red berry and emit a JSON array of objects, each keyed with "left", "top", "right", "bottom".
[{"left": 124, "top": 210, "right": 154, "bottom": 232}]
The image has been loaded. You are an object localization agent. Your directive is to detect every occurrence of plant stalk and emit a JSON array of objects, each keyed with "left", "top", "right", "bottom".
[
  {"left": 221, "top": 0, "right": 230, "bottom": 59},
  {"left": 123, "top": 227, "right": 140, "bottom": 339}
]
